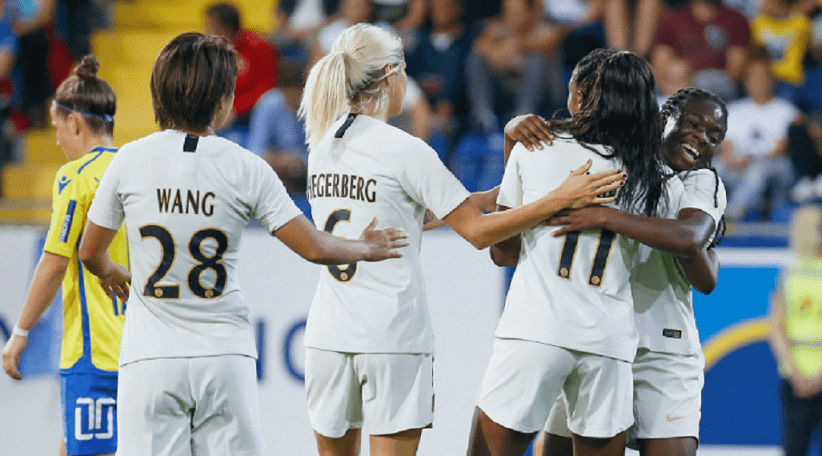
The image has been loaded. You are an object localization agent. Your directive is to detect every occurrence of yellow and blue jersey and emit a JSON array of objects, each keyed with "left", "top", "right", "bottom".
[
  {"left": 782, "top": 259, "right": 822, "bottom": 377},
  {"left": 43, "top": 147, "right": 128, "bottom": 375}
]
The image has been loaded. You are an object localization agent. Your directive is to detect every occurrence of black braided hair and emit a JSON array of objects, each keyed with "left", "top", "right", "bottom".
[
  {"left": 706, "top": 167, "right": 727, "bottom": 249},
  {"left": 551, "top": 51, "right": 666, "bottom": 217}
]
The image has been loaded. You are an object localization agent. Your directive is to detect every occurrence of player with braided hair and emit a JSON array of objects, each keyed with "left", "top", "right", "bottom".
[{"left": 529, "top": 86, "right": 729, "bottom": 456}]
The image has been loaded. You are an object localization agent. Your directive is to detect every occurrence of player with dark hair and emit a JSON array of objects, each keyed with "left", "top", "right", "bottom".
[
  {"left": 536, "top": 86, "right": 728, "bottom": 456},
  {"left": 468, "top": 51, "right": 670, "bottom": 456},
  {"left": 2, "top": 55, "right": 124, "bottom": 456},
  {"left": 298, "top": 23, "right": 625, "bottom": 456},
  {"left": 77, "top": 32, "right": 409, "bottom": 456}
]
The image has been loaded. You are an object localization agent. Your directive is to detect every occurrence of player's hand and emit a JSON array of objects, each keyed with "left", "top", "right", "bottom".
[
  {"left": 98, "top": 264, "right": 131, "bottom": 301},
  {"left": 505, "top": 114, "right": 554, "bottom": 151},
  {"left": 551, "top": 160, "right": 626, "bottom": 209},
  {"left": 360, "top": 217, "right": 409, "bottom": 261},
  {"left": 2, "top": 334, "right": 27, "bottom": 380},
  {"left": 545, "top": 206, "right": 614, "bottom": 236}
]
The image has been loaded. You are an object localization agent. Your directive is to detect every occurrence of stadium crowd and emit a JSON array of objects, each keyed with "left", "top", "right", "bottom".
[{"left": 6, "top": 0, "right": 822, "bottom": 223}]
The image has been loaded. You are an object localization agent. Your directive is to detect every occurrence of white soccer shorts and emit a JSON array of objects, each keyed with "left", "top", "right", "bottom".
[
  {"left": 546, "top": 348, "right": 703, "bottom": 444},
  {"left": 117, "top": 355, "right": 264, "bottom": 456},
  {"left": 477, "top": 338, "right": 633, "bottom": 438},
  {"left": 305, "top": 348, "right": 434, "bottom": 438}
]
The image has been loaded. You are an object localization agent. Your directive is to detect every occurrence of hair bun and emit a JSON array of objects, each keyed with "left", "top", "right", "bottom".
[{"left": 74, "top": 55, "right": 100, "bottom": 79}]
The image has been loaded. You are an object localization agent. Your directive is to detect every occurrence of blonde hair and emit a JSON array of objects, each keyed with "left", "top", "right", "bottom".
[
  {"left": 790, "top": 205, "right": 822, "bottom": 260},
  {"left": 299, "top": 23, "right": 404, "bottom": 150}
]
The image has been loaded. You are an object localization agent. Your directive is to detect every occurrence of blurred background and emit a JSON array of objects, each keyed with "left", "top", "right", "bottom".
[{"left": 1, "top": 0, "right": 820, "bottom": 454}]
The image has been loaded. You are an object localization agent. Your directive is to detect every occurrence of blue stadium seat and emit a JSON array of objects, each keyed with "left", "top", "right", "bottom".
[{"left": 451, "top": 131, "right": 505, "bottom": 192}]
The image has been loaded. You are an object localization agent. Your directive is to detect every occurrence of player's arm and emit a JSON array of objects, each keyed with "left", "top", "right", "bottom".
[
  {"left": 548, "top": 206, "right": 715, "bottom": 258},
  {"left": 2, "top": 252, "right": 68, "bottom": 380},
  {"left": 274, "top": 214, "right": 409, "bottom": 265},
  {"left": 443, "top": 161, "right": 624, "bottom": 250},
  {"left": 489, "top": 205, "right": 521, "bottom": 267},
  {"left": 78, "top": 221, "right": 131, "bottom": 301},
  {"left": 677, "top": 248, "right": 719, "bottom": 294},
  {"left": 424, "top": 187, "right": 501, "bottom": 231}
]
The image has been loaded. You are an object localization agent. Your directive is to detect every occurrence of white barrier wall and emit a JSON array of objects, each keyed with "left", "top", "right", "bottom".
[{"left": 0, "top": 226, "right": 506, "bottom": 455}]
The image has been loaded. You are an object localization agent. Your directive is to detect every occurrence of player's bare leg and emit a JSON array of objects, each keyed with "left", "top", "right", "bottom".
[
  {"left": 541, "top": 432, "right": 573, "bottom": 456},
  {"left": 572, "top": 432, "right": 626, "bottom": 456},
  {"left": 466, "top": 408, "right": 536, "bottom": 456},
  {"left": 639, "top": 437, "right": 697, "bottom": 456},
  {"left": 315, "top": 429, "right": 362, "bottom": 456},
  {"left": 370, "top": 428, "right": 422, "bottom": 456}
]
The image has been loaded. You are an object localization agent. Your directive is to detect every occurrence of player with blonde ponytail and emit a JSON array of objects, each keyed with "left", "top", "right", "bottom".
[{"left": 298, "top": 23, "right": 626, "bottom": 456}]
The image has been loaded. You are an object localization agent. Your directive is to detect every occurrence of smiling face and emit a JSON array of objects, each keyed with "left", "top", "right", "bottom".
[{"left": 661, "top": 99, "right": 726, "bottom": 171}]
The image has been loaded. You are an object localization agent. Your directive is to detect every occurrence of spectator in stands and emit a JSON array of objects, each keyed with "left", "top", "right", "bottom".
[
  {"left": 371, "top": 0, "right": 426, "bottom": 31},
  {"left": 405, "top": 0, "right": 476, "bottom": 144},
  {"left": 247, "top": 58, "right": 308, "bottom": 195},
  {"left": 0, "top": 7, "right": 16, "bottom": 196},
  {"left": 311, "top": 0, "right": 374, "bottom": 63},
  {"left": 271, "top": 0, "right": 338, "bottom": 58},
  {"left": 7, "top": 0, "right": 57, "bottom": 129},
  {"left": 717, "top": 47, "right": 799, "bottom": 220},
  {"left": 750, "top": 0, "right": 811, "bottom": 102},
  {"left": 205, "top": 2, "right": 278, "bottom": 147},
  {"left": 769, "top": 204, "right": 822, "bottom": 456},
  {"left": 651, "top": 0, "right": 751, "bottom": 101},
  {"left": 656, "top": 57, "right": 695, "bottom": 106},
  {"left": 601, "top": 0, "right": 661, "bottom": 56},
  {"left": 466, "top": 0, "right": 563, "bottom": 132}
]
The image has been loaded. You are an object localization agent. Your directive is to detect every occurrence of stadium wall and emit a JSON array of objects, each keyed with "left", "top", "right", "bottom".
[{"left": 0, "top": 226, "right": 793, "bottom": 455}]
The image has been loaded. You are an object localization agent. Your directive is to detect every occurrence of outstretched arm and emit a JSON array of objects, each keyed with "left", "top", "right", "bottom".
[
  {"left": 444, "top": 161, "right": 624, "bottom": 250},
  {"left": 274, "top": 215, "right": 409, "bottom": 264},
  {"left": 549, "top": 206, "right": 715, "bottom": 258}
]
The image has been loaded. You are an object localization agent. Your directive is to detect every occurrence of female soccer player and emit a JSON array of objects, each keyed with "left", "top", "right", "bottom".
[
  {"left": 298, "top": 24, "right": 625, "bottom": 456},
  {"left": 537, "top": 88, "right": 728, "bottom": 456},
  {"left": 468, "top": 50, "right": 668, "bottom": 456},
  {"left": 2, "top": 55, "right": 125, "bottom": 456},
  {"left": 77, "top": 32, "right": 409, "bottom": 456}
]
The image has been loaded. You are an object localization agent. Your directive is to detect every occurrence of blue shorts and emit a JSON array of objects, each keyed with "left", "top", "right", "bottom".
[{"left": 61, "top": 371, "right": 118, "bottom": 455}]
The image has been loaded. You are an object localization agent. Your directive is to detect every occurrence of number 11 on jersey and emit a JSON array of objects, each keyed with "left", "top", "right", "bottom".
[{"left": 557, "top": 229, "right": 615, "bottom": 287}]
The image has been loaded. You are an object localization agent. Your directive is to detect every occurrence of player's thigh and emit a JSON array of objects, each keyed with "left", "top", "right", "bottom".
[
  {"left": 117, "top": 358, "right": 193, "bottom": 456},
  {"left": 306, "top": 348, "right": 363, "bottom": 439},
  {"left": 188, "top": 355, "right": 265, "bottom": 456},
  {"left": 370, "top": 428, "right": 423, "bottom": 456},
  {"left": 61, "top": 372, "right": 118, "bottom": 456},
  {"left": 477, "top": 338, "right": 575, "bottom": 433},
  {"left": 357, "top": 352, "right": 434, "bottom": 437},
  {"left": 630, "top": 349, "right": 703, "bottom": 445},
  {"left": 564, "top": 352, "right": 633, "bottom": 438}
]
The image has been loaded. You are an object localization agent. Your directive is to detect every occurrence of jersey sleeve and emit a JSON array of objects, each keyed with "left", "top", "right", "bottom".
[
  {"left": 87, "top": 151, "right": 125, "bottom": 230},
  {"left": 249, "top": 156, "right": 303, "bottom": 233},
  {"left": 679, "top": 169, "right": 727, "bottom": 231},
  {"left": 43, "top": 167, "right": 89, "bottom": 258},
  {"left": 396, "top": 139, "right": 470, "bottom": 219},
  {"left": 497, "top": 144, "right": 523, "bottom": 209}
]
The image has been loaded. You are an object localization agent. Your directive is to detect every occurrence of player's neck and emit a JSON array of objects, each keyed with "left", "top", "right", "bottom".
[
  {"left": 351, "top": 103, "right": 388, "bottom": 123},
  {"left": 82, "top": 134, "right": 115, "bottom": 153}
]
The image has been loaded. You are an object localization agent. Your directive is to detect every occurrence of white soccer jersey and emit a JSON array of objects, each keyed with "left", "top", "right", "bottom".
[
  {"left": 303, "top": 113, "right": 470, "bottom": 354},
  {"left": 632, "top": 168, "right": 727, "bottom": 355},
  {"left": 495, "top": 138, "right": 672, "bottom": 362},
  {"left": 88, "top": 130, "right": 302, "bottom": 366}
]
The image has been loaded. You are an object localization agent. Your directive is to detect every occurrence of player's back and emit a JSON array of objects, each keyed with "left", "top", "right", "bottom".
[
  {"left": 304, "top": 113, "right": 469, "bottom": 354},
  {"left": 495, "top": 137, "right": 641, "bottom": 362},
  {"left": 103, "top": 130, "right": 299, "bottom": 364},
  {"left": 46, "top": 148, "right": 128, "bottom": 374}
]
